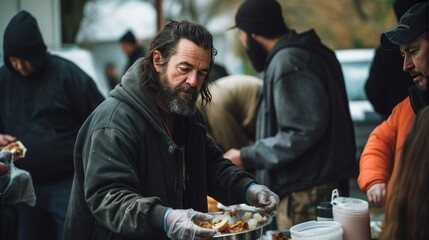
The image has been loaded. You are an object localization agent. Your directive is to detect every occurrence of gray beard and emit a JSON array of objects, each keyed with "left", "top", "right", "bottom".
[{"left": 158, "top": 75, "right": 198, "bottom": 116}]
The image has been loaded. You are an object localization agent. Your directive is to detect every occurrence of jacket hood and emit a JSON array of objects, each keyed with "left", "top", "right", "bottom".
[
  {"left": 110, "top": 59, "right": 170, "bottom": 141},
  {"left": 266, "top": 29, "right": 335, "bottom": 69},
  {"left": 408, "top": 85, "right": 429, "bottom": 113},
  {"left": 3, "top": 10, "right": 47, "bottom": 74}
]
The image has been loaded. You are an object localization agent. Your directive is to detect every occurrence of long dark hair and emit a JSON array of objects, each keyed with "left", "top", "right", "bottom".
[
  {"left": 381, "top": 106, "right": 429, "bottom": 240},
  {"left": 140, "top": 20, "right": 217, "bottom": 107}
]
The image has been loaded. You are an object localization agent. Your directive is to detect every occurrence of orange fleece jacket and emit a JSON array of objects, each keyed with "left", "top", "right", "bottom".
[{"left": 358, "top": 97, "right": 415, "bottom": 195}]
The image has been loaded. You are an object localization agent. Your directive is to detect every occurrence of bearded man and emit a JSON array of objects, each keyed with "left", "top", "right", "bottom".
[
  {"left": 63, "top": 20, "right": 279, "bottom": 240},
  {"left": 224, "top": 0, "right": 356, "bottom": 229}
]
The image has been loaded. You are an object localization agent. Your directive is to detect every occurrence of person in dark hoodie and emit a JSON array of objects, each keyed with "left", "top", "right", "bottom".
[
  {"left": 119, "top": 30, "right": 146, "bottom": 75},
  {"left": 0, "top": 10, "right": 104, "bottom": 240},
  {"left": 63, "top": 20, "right": 279, "bottom": 240},
  {"left": 224, "top": 0, "right": 356, "bottom": 229},
  {"left": 365, "top": 0, "right": 426, "bottom": 120}
]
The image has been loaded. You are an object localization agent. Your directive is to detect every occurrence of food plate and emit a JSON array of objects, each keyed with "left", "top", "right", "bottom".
[{"left": 196, "top": 209, "right": 273, "bottom": 240}]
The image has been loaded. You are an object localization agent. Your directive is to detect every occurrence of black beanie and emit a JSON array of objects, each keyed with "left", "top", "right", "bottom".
[
  {"left": 233, "top": 0, "right": 287, "bottom": 37},
  {"left": 120, "top": 30, "right": 136, "bottom": 44}
]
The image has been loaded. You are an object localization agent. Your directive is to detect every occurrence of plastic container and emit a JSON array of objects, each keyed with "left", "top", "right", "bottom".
[
  {"left": 331, "top": 189, "right": 371, "bottom": 240},
  {"left": 290, "top": 220, "right": 343, "bottom": 240}
]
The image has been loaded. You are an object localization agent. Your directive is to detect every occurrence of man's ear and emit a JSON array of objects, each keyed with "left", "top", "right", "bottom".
[{"left": 152, "top": 50, "right": 163, "bottom": 73}]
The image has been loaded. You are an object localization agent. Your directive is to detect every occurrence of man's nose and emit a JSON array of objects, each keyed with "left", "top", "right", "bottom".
[
  {"left": 186, "top": 72, "right": 199, "bottom": 87},
  {"left": 403, "top": 55, "right": 414, "bottom": 72}
]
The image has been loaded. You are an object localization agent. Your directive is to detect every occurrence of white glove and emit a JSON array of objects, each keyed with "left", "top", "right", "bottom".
[
  {"left": 246, "top": 184, "right": 279, "bottom": 214},
  {"left": 165, "top": 208, "right": 217, "bottom": 240}
]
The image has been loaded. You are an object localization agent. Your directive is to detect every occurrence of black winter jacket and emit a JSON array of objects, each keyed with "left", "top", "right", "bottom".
[
  {"left": 241, "top": 30, "right": 356, "bottom": 198},
  {"left": 64, "top": 60, "right": 255, "bottom": 240},
  {"left": 0, "top": 10, "right": 104, "bottom": 183}
]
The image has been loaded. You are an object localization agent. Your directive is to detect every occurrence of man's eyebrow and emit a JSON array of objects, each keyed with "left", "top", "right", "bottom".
[
  {"left": 178, "top": 61, "right": 193, "bottom": 68},
  {"left": 178, "top": 61, "right": 209, "bottom": 72}
]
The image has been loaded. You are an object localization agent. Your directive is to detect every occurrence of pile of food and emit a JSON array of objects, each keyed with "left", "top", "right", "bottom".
[
  {"left": 199, "top": 218, "right": 249, "bottom": 234},
  {"left": 272, "top": 231, "right": 289, "bottom": 240},
  {"left": 197, "top": 208, "right": 270, "bottom": 235},
  {"left": 0, "top": 140, "right": 27, "bottom": 161}
]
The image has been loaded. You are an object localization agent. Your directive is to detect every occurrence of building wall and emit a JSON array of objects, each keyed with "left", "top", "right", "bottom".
[{"left": 0, "top": 0, "right": 61, "bottom": 53}]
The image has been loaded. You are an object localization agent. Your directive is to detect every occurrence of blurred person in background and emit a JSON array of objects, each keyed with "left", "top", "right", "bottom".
[
  {"left": 119, "top": 30, "right": 146, "bottom": 75},
  {"left": 200, "top": 74, "right": 262, "bottom": 152},
  {"left": 358, "top": 2, "right": 428, "bottom": 209},
  {"left": 105, "top": 62, "right": 120, "bottom": 90},
  {"left": 63, "top": 20, "right": 278, "bottom": 240},
  {"left": 0, "top": 10, "right": 104, "bottom": 240},
  {"left": 381, "top": 105, "right": 429, "bottom": 240},
  {"left": 209, "top": 62, "right": 229, "bottom": 82},
  {"left": 224, "top": 0, "right": 356, "bottom": 229},
  {"left": 365, "top": 0, "right": 426, "bottom": 120},
  {"left": 199, "top": 65, "right": 262, "bottom": 212},
  {"left": 199, "top": 74, "right": 262, "bottom": 212}
]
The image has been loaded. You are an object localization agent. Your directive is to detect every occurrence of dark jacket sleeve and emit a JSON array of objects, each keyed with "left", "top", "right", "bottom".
[
  {"left": 198, "top": 113, "right": 255, "bottom": 205},
  {"left": 0, "top": 117, "right": 4, "bottom": 134},
  {"left": 2, "top": 203, "right": 19, "bottom": 240},
  {"left": 241, "top": 67, "right": 330, "bottom": 170},
  {"left": 82, "top": 127, "right": 165, "bottom": 238}
]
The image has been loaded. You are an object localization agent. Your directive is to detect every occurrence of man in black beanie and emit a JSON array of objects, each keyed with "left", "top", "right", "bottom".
[
  {"left": 224, "top": 0, "right": 356, "bottom": 229},
  {"left": 119, "top": 30, "right": 146, "bottom": 75},
  {"left": 0, "top": 10, "right": 104, "bottom": 240}
]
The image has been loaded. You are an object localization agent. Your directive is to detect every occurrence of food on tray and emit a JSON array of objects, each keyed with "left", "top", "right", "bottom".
[
  {"left": 212, "top": 219, "right": 228, "bottom": 232},
  {"left": 198, "top": 209, "right": 270, "bottom": 235},
  {"left": 207, "top": 196, "right": 219, "bottom": 212},
  {"left": 198, "top": 219, "right": 248, "bottom": 234},
  {"left": 227, "top": 220, "right": 248, "bottom": 233},
  {"left": 1, "top": 141, "right": 27, "bottom": 161},
  {"left": 272, "top": 231, "right": 289, "bottom": 240}
]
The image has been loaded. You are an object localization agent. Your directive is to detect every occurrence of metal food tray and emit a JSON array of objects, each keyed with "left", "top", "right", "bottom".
[{"left": 197, "top": 209, "right": 273, "bottom": 240}]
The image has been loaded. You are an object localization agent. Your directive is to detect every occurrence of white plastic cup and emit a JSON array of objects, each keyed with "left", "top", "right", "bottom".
[
  {"left": 290, "top": 220, "right": 343, "bottom": 240},
  {"left": 331, "top": 189, "right": 371, "bottom": 240}
]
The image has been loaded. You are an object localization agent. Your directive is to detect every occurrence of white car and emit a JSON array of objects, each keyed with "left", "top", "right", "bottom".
[{"left": 335, "top": 48, "right": 381, "bottom": 161}]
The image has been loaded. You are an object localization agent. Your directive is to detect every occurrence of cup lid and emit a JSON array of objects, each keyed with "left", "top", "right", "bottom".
[
  {"left": 331, "top": 189, "right": 369, "bottom": 212},
  {"left": 290, "top": 220, "right": 342, "bottom": 237}
]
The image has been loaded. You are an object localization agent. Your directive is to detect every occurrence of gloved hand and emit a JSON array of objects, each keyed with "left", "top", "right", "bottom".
[
  {"left": 165, "top": 208, "right": 217, "bottom": 240},
  {"left": 246, "top": 184, "right": 279, "bottom": 214}
]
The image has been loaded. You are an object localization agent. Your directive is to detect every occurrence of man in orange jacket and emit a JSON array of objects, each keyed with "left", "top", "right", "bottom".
[{"left": 358, "top": 2, "right": 428, "bottom": 208}]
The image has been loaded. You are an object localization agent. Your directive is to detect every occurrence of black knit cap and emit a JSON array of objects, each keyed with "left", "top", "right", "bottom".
[
  {"left": 232, "top": 0, "right": 287, "bottom": 37},
  {"left": 119, "top": 30, "right": 136, "bottom": 44},
  {"left": 381, "top": 2, "right": 428, "bottom": 50}
]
